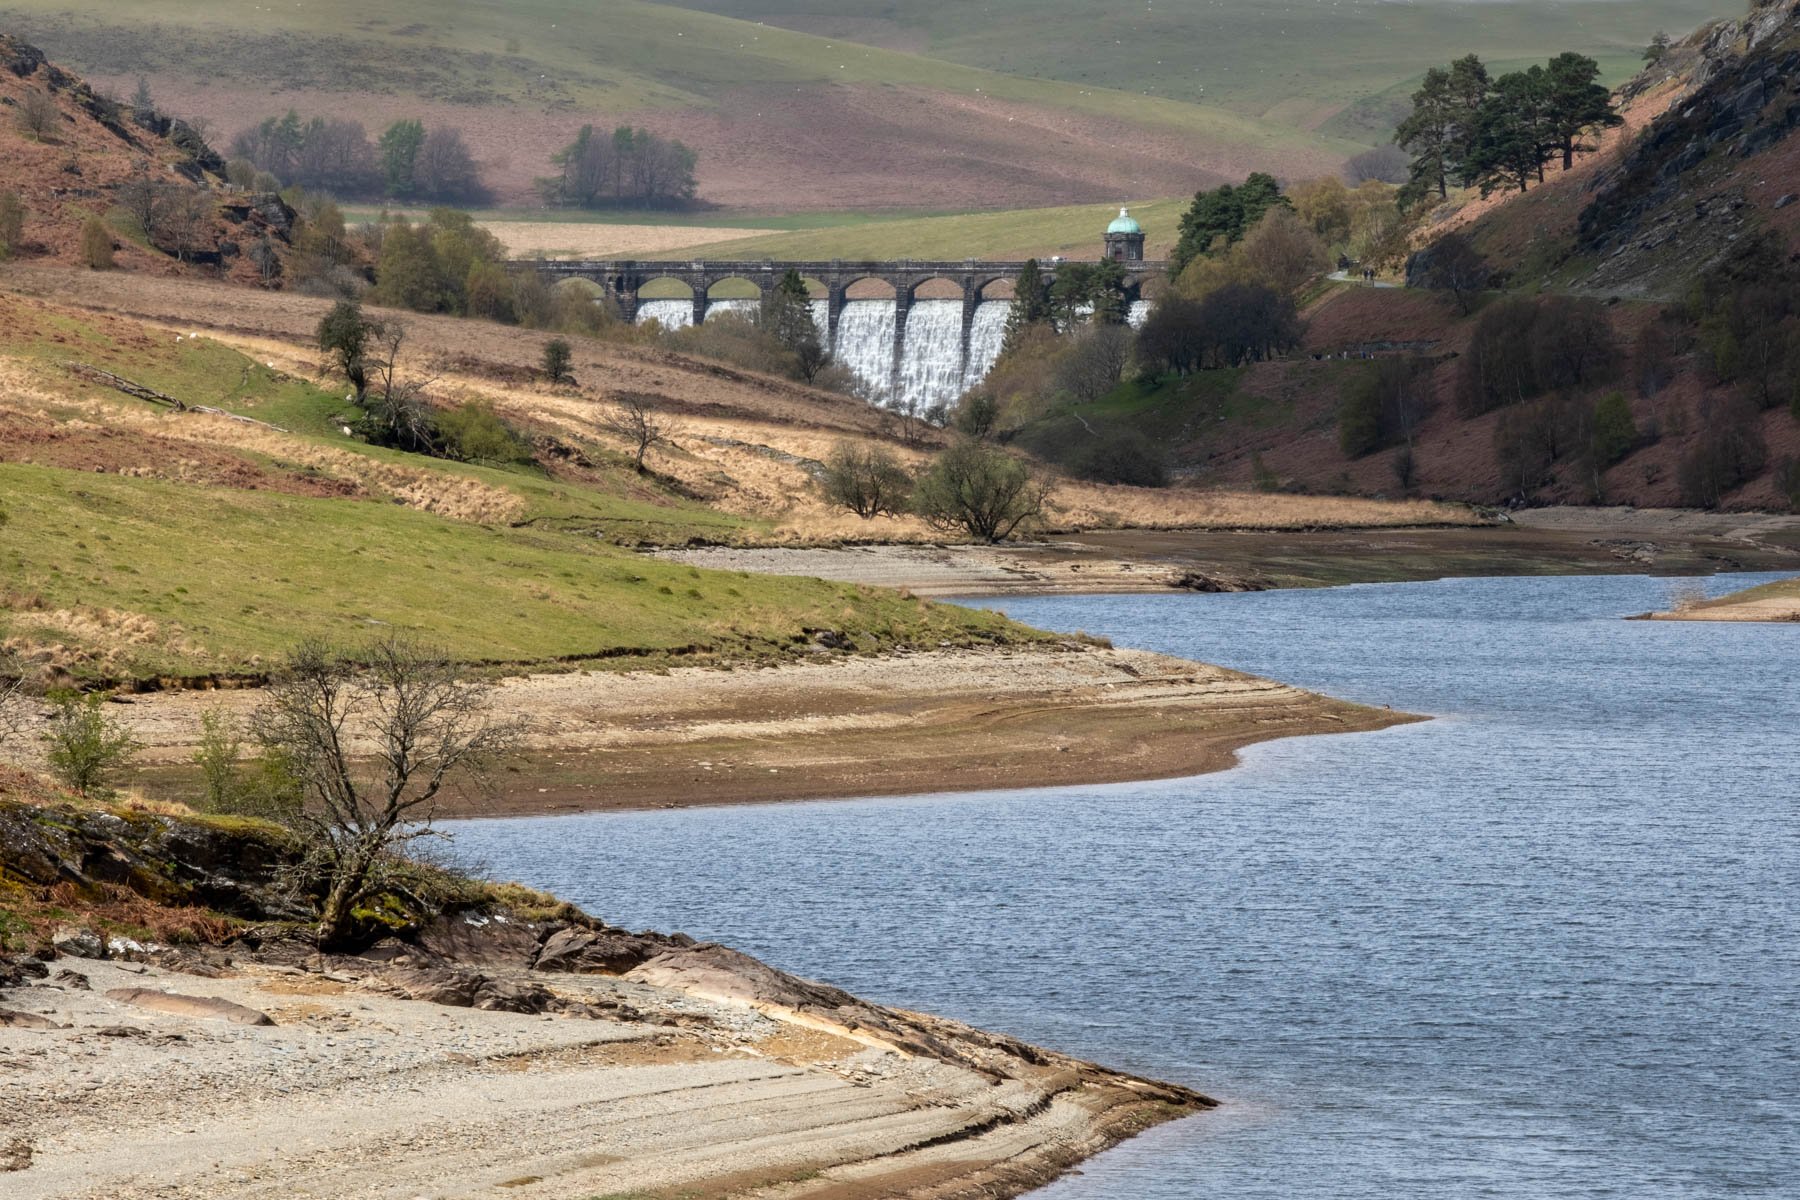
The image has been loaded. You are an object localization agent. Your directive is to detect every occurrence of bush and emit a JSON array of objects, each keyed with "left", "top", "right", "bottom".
[
  {"left": 1589, "top": 391, "right": 1638, "bottom": 467},
  {"left": 44, "top": 694, "right": 140, "bottom": 798},
  {"left": 437, "top": 402, "right": 533, "bottom": 465},
  {"left": 0, "top": 192, "right": 22, "bottom": 259},
  {"left": 821, "top": 441, "right": 913, "bottom": 518},
  {"left": 1339, "top": 358, "right": 1431, "bottom": 458},
  {"left": 1677, "top": 396, "right": 1767, "bottom": 507},
  {"left": 15, "top": 89, "right": 59, "bottom": 142},
  {"left": 913, "top": 441, "right": 1050, "bottom": 542},
  {"left": 1065, "top": 428, "right": 1170, "bottom": 487},
  {"left": 541, "top": 338, "right": 574, "bottom": 385},
  {"left": 78, "top": 217, "right": 114, "bottom": 269},
  {"left": 1460, "top": 296, "right": 1617, "bottom": 416}
]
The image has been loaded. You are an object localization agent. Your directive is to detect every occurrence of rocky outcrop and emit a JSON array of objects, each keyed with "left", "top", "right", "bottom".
[
  {"left": 0, "top": 798, "right": 299, "bottom": 921},
  {"left": 1577, "top": 0, "right": 1800, "bottom": 268}
]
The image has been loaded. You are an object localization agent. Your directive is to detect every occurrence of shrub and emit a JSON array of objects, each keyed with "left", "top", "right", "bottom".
[
  {"left": 1460, "top": 296, "right": 1617, "bottom": 416},
  {"left": 821, "top": 441, "right": 913, "bottom": 518},
  {"left": 15, "top": 89, "right": 59, "bottom": 142},
  {"left": 1589, "top": 391, "right": 1638, "bottom": 467},
  {"left": 1339, "top": 358, "right": 1431, "bottom": 458},
  {"left": 0, "top": 192, "right": 23, "bottom": 259},
  {"left": 912, "top": 440, "right": 1050, "bottom": 542},
  {"left": 540, "top": 338, "right": 574, "bottom": 385},
  {"left": 44, "top": 694, "right": 140, "bottom": 798},
  {"left": 1065, "top": 428, "right": 1170, "bottom": 487},
  {"left": 1677, "top": 396, "right": 1767, "bottom": 507},
  {"left": 437, "top": 402, "right": 533, "bottom": 465},
  {"left": 79, "top": 217, "right": 114, "bottom": 270}
]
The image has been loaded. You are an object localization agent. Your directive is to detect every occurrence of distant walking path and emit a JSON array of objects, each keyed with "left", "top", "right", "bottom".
[{"left": 1328, "top": 269, "right": 1401, "bottom": 288}]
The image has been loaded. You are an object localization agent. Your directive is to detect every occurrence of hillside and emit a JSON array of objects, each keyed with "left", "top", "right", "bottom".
[
  {"left": 1432, "top": 0, "right": 1800, "bottom": 297},
  {"left": 1052, "top": 1, "right": 1800, "bottom": 514},
  {"left": 0, "top": 32, "right": 297, "bottom": 279},
  {"left": 0, "top": 0, "right": 1351, "bottom": 212},
  {"left": 669, "top": 0, "right": 1736, "bottom": 133}
]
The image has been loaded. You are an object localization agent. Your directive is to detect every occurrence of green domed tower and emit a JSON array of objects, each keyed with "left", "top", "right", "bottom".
[{"left": 1104, "top": 207, "right": 1144, "bottom": 263}]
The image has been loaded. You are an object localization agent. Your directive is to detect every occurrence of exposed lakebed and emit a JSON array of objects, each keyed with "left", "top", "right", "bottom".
[{"left": 449, "top": 573, "right": 1799, "bottom": 1197}]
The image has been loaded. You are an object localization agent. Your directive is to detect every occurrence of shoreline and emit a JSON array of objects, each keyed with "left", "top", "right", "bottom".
[
  {"left": 0, "top": 840, "right": 1213, "bottom": 1200},
  {"left": 660, "top": 508, "right": 1800, "bottom": 597},
  {"left": 115, "top": 644, "right": 1419, "bottom": 818}
]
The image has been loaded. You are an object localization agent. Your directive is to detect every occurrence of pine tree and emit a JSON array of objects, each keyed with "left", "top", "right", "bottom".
[
  {"left": 1002, "top": 258, "right": 1050, "bottom": 352},
  {"left": 1470, "top": 68, "right": 1553, "bottom": 196},
  {"left": 1397, "top": 67, "right": 1456, "bottom": 200},
  {"left": 1171, "top": 172, "right": 1289, "bottom": 272},
  {"left": 1643, "top": 30, "right": 1672, "bottom": 63},
  {"left": 379, "top": 120, "right": 425, "bottom": 199},
  {"left": 762, "top": 269, "right": 828, "bottom": 382},
  {"left": 1445, "top": 55, "right": 1493, "bottom": 188},
  {"left": 1544, "top": 52, "right": 1623, "bottom": 170}
]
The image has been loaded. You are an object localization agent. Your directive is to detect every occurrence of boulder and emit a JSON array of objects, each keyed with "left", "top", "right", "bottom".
[
  {"left": 0, "top": 1008, "right": 63, "bottom": 1030},
  {"left": 103, "top": 987, "right": 275, "bottom": 1026},
  {"left": 533, "top": 927, "right": 659, "bottom": 975},
  {"left": 473, "top": 978, "right": 553, "bottom": 1014},
  {"left": 375, "top": 965, "right": 482, "bottom": 1007},
  {"left": 50, "top": 926, "right": 105, "bottom": 959}
]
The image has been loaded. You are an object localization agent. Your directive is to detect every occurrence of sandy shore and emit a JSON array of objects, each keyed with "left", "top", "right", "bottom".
[
  {"left": 1636, "top": 575, "right": 1800, "bottom": 622},
  {"left": 663, "top": 508, "right": 1800, "bottom": 597},
  {"left": 0, "top": 931, "right": 1207, "bottom": 1199},
  {"left": 106, "top": 645, "right": 1413, "bottom": 816}
]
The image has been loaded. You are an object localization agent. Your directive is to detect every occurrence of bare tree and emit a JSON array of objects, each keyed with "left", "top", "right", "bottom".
[
  {"left": 251, "top": 638, "right": 518, "bottom": 946},
  {"left": 1055, "top": 323, "right": 1131, "bottom": 404},
  {"left": 600, "top": 393, "right": 677, "bottom": 473},
  {"left": 414, "top": 126, "right": 483, "bottom": 202},
  {"left": 15, "top": 89, "right": 59, "bottom": 142},
  {"left": 115, "top": 170, "right": 183, "bottom": 246},
  {"left": 163, "top": 187, "right": 216, "bottom": 263},
  {"left": 363, "top": 320, "right": 441, "bottom": 452}
]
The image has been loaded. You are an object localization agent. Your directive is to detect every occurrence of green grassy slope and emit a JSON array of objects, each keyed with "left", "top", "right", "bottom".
[
  {"left": 668, "top": 0, "right": 1737, "bottom": 129},
  {"left": 0, "top": 463, "right": 1024, "bottom": 681},
  {"left": 0, "top": 0, "right": 1338, "bottom": 151},
  {"left": 0, "top": 300, "right": 1031, "bottom": 682}
]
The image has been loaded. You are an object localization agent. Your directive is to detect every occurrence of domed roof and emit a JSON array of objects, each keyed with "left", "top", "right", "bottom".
[{"left": 1106, "top": 207, "right": 1142, "bottom": 235}]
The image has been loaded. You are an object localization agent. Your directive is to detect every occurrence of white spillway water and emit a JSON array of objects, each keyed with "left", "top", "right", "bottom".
[
  {"left": 833, "top": 300, "right": 897, "bottom": 403},
  {"left": 703, "top": 298, "right": 758, "bottom": 322},
  {"left": 635, "top": 298, "right": 693, "bottom": 330},
  {"left": 963, "top": 301, "right": 1010, "bottom": 390},
  {"left": 810, "top": 299, "right": 830, "bottom": 339},
  {"left": 1128, "top": 299, "right": 1151, "bottom": 329},
  {"left": 896, "top": 300, "right": 966, "bottom": 409}
]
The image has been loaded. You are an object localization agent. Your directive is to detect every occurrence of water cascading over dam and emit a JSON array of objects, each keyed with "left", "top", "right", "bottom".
[{"left": 634, "top": 296, "right": 1150, "bottom": 407}]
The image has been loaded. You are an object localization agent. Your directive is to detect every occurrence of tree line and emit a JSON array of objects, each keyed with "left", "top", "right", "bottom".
[
  {"left": 228, "top": 111, "right": 485, "bottom": 203},
  {"left": 538, "top": 125, "right": 698, "bottom": 210},
  {"left": 1397, "top": 52, "right": 1622, "bottom": 201}
]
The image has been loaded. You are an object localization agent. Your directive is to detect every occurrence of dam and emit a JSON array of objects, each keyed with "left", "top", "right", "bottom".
[{"left": 526, "top": 213, "right": 1162, "bottom": 408}]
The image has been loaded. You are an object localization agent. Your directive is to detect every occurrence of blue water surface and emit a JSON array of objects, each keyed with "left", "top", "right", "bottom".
[{"left": 448, "top": 573, "right": 1799, "bottom": 1198}]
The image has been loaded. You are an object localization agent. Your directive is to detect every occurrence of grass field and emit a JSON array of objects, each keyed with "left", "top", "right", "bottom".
[
  {"left": 0, "top": 463, "right": 1027, "bottom": 681},
  {"left": 665, "top": 0, "right": 1738, "bottom": 123},
  {"left": 0, "top": 0, "right": 1334, "bottom": 149},
  {"left": 0, "top": 294, "right": 1039, "bottom": 680},
  {"left": 634, "top": 198, "right": 1191, "bottom": 262}
]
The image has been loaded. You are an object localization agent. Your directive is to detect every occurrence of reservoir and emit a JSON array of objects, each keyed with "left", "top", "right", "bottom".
[{"left": 449, "top": 573, "right": 1799, "bottom": 1197}]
